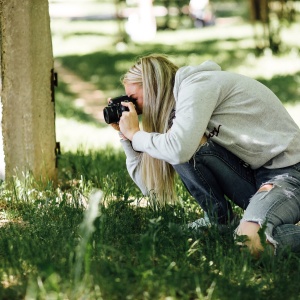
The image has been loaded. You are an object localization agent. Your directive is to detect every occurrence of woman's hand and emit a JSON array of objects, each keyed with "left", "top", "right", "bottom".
[
  {"left": 110, "top": 122, "right": 120, "bottom": 132},
  {"left": 119, "top": 102, "right": 140, "bottom": 141}
]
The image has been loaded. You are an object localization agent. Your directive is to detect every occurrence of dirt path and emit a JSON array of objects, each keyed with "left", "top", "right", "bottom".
[
  {"left": 54, "top": 62, "right": 124, "bottom": 150},
  {"left": 54, "top": 61, "right": 107, "bottom": 123}
]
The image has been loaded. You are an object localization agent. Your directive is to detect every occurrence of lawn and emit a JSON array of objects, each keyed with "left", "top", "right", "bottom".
[{"left": 1, "top": 1, "right": 300, "bottom": 299}]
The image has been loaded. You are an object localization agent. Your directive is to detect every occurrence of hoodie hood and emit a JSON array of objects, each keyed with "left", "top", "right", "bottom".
[{"left": 174, "top": 60, "right": 221, "bottom": 96}]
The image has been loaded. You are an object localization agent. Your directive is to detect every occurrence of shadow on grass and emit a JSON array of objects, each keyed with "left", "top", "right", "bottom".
[
  {"left": 63, "top": 31, "right": 115, "bottom": 38},
  {"left": 57, "top": 38, "right": 253, "bottom": 97},
  {"left": 258, "top": 73, "right": 300, "bottom": 104},
  {"left": 55, "top": 35, "right": 300, "bottom": 123},
  {"left": 55, "top": 81, "right": 105, "bottom": 127}
]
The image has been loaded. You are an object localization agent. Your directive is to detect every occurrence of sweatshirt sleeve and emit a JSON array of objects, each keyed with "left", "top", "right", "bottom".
[
  {"left": 131, "top": 76, "right": 220, "bottom": 165},
  {"left": 120, "top": 139, "right": 148, "bottom": 195}
]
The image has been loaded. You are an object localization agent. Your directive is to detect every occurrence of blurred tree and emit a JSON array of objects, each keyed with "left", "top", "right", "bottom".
[
  {"left": 249, "top": 0, "right": 297, "bottom": 53},
  {"left": 114, "top": 0, "right": 129, "bottom": 43},
  {"left": 155, "top": 0, "right": 190, "bottom": 30},
  {"left": 110, "top": 0, "right": 297, "bottom": 52}
]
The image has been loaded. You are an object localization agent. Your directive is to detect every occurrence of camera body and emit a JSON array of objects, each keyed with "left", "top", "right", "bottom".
[{"left": 103, "top": 95, "right": 136, "bottom": 124}]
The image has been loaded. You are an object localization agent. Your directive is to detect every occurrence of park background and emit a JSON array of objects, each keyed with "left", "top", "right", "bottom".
[
  {"left": 1, "top": 0, "right": 300, "bottom": 299},
  {"left": 49, "top": 0, "right": 300, "bottom": 152}
]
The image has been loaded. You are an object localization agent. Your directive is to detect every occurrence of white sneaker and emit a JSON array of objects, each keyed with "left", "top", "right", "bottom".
[
  {"left": 187, "top": 213, "right": 240, "bottom": 231},
  {"left": 187, "top": 212, "right": 211, "bottom": 230}
]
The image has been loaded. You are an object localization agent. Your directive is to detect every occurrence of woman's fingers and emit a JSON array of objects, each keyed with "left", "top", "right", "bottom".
[{"left": 119, "top": 102, "right": 140, "bottom": 140}]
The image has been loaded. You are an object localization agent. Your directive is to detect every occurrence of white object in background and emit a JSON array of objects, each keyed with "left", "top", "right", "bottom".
[{"left": 126, "top": 0, "right": 156, "bottom": 42}]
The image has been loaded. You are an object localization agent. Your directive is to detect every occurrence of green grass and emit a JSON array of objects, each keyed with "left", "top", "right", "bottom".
[
  {"left": 1, "top": 3, "right": 300, "bottom": 298},
  {"left": 1, "top": 149, "right": 300, "bottom": 299}
]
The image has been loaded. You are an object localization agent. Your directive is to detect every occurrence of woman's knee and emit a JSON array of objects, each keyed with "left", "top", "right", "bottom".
[
  {"left": 236, "top": 220, "right": 260, "bottom": 237},
  {"left": 236, "top": 221, "right": 265, "bottom": 257},
  {"left": 235, "top": 220, "right": 275, "bottom": 258}
]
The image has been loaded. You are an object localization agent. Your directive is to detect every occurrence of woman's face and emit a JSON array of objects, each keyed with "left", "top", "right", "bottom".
[{"left": 124, "top": 83, "right": 144, "bottom": 115}]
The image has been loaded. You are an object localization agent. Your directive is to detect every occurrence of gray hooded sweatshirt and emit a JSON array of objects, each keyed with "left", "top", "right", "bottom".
[{"left": 121, "top": 61, "right": 300, "bottom": 195}]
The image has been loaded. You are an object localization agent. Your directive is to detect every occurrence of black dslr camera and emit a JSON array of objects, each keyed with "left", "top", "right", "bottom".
[{"left": 103, "top": 95, "right": 136, "bottom": 124}]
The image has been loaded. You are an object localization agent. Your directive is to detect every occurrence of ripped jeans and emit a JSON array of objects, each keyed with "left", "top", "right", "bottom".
[{"left": 173, "top": 140, "right": 300, "bottom": 253}]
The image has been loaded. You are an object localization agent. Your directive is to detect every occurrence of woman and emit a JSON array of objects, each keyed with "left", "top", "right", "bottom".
[{"left": 111, "top": 53, "right": 300, "bottom": 257}]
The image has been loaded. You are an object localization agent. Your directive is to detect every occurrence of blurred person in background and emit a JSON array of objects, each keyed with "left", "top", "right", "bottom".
[{"left": 189, "top": 0, "right": 215, "bottom": 27}]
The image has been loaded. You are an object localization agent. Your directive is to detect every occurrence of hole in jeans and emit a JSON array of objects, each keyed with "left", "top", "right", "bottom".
[{"left": 258, "top": 184, "right": 273, "bottom": 193}]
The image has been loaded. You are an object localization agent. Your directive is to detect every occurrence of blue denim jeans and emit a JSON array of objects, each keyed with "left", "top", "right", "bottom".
[{"left": 173, "top": 140, "right": 300, "bottom": 253}]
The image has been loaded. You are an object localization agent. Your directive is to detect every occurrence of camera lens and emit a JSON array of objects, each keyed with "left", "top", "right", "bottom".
[
  {"left": 103, "top": 107, "right": 112, "bottom": 124},
  {"left": 103, "top": 106, "right": 120, "bottom": 124},
  {"left": 103, "top": 95, "right": 134, "bottom": 124}
]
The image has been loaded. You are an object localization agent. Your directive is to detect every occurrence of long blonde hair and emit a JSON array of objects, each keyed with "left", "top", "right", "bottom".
[{"left": 122, "top": 54, "right": 179, "bottom": 204}]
